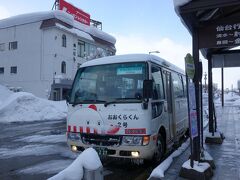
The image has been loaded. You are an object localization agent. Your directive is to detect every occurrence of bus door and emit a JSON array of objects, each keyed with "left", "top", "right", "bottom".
[
  {"left": 151, "top": 66, "right": 165, "bottom": 133},
  {"left": 162, "top": 70, "right": 175, "bottom": 142}
]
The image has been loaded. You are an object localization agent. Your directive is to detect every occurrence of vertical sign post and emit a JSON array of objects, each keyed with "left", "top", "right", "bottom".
[{"left": 185, "top": 53, "right": 198, "bottom": 168}]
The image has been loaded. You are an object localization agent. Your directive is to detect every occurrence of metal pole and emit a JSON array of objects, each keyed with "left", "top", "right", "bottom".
[
  {"left": 204, "top": 72, "right": 207, "bottom": 93},
  {"left": 200, "top": 79, "right": 203, "bottom": 149},
  {"left": 192, "top": 28, "right": 200, "bottom": 161},
  {"left": 221, "top": 66, "right": 224, "bottom": 107},
  {"left": 186, "top": 76, "right": 194, "bottom": 168},
  {"left": 208, "top": 54, "right": 214, "bottom": 135}
]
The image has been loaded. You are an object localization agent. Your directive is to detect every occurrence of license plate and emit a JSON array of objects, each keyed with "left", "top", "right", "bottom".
[{"left": 94, "top": 147, "right": 108, "bottom": 156}]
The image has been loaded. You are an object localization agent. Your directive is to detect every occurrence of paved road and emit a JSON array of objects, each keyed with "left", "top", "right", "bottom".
[
  {"left": 206, "top": 105, "right": 240, "bottom": 180},
  {"left": 0, "top": 118, "right": 190, "bottom": 180},
  {"left": 0, "top": 119, "right": 159, "bottom": 180},
  {"left": 0, "top": 119, "right": 72, "bottom": 180}
]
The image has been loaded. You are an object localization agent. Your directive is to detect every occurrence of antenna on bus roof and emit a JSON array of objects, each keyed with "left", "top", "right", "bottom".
[
  {"left": 52, "top": 0, "right": 59, "bottom": 10},
  {"left": 149, "top": 51, "right": 160, "bottom": 54}
]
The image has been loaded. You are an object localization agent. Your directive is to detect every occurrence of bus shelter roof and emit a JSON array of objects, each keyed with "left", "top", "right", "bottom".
[{"left": 177, "top": 0, "right": 240, "bottom": 60}]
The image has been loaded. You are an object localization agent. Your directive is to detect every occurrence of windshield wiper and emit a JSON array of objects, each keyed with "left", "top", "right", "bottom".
[
  {"left": 104, "top": 98, "right": 140, "bottom": 107},
  {"left": 71, "top": 99, "right": 106, "bottom": 107}
]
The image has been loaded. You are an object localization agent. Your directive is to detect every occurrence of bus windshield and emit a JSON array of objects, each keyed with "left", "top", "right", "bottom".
[{"left": 70, "top": 62, "right": 147, "bottom": 104}]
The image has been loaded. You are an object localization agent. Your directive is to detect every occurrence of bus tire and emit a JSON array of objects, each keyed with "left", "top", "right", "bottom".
[{"left": 153, "top": 134, "right": 165, "bottom": 163}]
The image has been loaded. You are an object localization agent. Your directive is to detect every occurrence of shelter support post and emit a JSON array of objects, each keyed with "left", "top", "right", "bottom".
[
  {"left": 221, "top": 66, "right": 224, "bottom": 107},
  {"left": 208, "top": 54, "right": 214, "bottom": 134},
  {"left": 192, "top": 28, "right": 201, "bottom": 162},
  {"left": 205, "top": 54, "right": 223, "bottom": 144}
]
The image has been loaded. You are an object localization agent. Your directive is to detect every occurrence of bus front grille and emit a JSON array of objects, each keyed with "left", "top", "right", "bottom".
[{"left": 81, "top": 134, "right": 121, "bottom": 146}]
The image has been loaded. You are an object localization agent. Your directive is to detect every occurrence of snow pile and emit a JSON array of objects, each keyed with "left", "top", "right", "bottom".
[
  {"left": 149, "top": 139, "right": 190, "bottom": 179},
  {"left": 0, "top": 10, "right": 116, "bottom": 45},
  {"left": 48, "top": 148, "right": 102, "bottom": 180},
  {"left": 0, "top": 10, "right": 73, "bottom": 29},
  {"left": 0, "top": 85, "right": 67, "bottom": 122},
  {"left": 182, "top": 160, "right": 210, "bottom": 172},
  {"left": 0, "top": 84, "right": 13, "bottom": 106}
]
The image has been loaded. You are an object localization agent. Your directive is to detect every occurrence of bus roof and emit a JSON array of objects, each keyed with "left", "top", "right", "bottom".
[{"left": 80, "top": 54, "right": 185, "bottom": 74}]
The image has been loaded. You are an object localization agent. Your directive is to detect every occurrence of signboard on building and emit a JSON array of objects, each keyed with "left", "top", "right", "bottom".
[
  {"left": 199, "top": 20, "right": 240, "bottom": 48},
  {"left": 59, "top": 0, "right": 90, "bottom": 26}
]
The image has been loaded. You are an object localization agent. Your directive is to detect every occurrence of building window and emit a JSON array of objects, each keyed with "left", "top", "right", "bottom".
[
  {"left": 0, "top": 67, "right": 4, "bottom": 74},
  {"left": 0, "top": 43, "right": 5, "bottom": 51},
  {"left": 77, "top": 40, "right": 85, "bottom": 58},
  {"left": 10, "top": 66, "right": 17, "bottom": 74},
  {"left": 9, "top": 41, "right": 18, "bottom": 50},
  {"left": 61, "top": 61, "right": 66, "bottom": 74},
  {"left": 62, "top": 34, "right": 66, "bottom": 47}
]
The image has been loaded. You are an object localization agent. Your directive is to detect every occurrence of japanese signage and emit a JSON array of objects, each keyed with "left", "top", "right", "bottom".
[
  {"left": 199, "top": 21, "right": 240, "bottom": 48},
  {"left": 117, "top": 67, "right": 143, "bottom": 75},
  {"left": 59, "top": 0, "right": 90, "bottom": 26},
  {"left": 188, "top": 82, "right": 198, "bottom": 139},
  {"left": 185, "top": 53, "right": 195, "bottom": 79},
  {"left": 107, "top": 114, "right": 139, "bottom": 129},
  {"left": 107, "top": 114, "right": 139, "bottom": 121}
]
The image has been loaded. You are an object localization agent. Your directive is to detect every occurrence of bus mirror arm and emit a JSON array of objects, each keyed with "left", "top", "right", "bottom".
[
  {"left": 66, "top": 89, "right": 72, "bottom": 104},
  {"left": 142, "top": 80, "right": 153, "bottom": 110},
  {"left": 143, "top": 80, "right": 153, "bottom": 99},
  {"left": 142, "top": 99, "right": 149, "bottom": 109}
]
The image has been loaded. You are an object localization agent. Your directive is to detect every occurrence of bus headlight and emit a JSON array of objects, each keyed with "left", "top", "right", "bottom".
[
  {"left": 67, "top": 132, "right": 81, "bottom": 141},
  {"left": 122, "top": 136, "right": 142, "bottom": 146}
]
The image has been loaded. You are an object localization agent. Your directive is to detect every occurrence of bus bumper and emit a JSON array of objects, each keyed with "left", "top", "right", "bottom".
[{"left": 67, "top": 137, "right": 157, "bottom": 160}]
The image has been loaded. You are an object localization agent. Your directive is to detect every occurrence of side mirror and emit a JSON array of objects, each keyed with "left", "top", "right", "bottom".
[
  {"left": 66, "top": 89, "right": 72, "bottom": 103},
  {"left": 143, "top": 80, "right": 153, "bottom": 99}
]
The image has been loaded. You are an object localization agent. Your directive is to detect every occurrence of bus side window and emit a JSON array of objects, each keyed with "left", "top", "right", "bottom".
[
  {"left": 151, "top": 66, "right": 165, "bottom": 100},
  {"left": 172, "top": 73, "right": 184, "bottom": 98},
  {"left": 151, "top": 66, "right": 165, "bottom": 118},
  {"left": 182, "top": 75, "right": 187, "bottom": 97}
]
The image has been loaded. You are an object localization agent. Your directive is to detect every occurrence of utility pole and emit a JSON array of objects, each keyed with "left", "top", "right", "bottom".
[{"left": 204, "top": 72, "right": 207, "bottom": 93}]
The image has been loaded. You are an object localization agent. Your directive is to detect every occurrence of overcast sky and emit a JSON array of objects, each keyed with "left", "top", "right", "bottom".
[{"left": 0, "top": 0, "right": 240, "bottom": 89}]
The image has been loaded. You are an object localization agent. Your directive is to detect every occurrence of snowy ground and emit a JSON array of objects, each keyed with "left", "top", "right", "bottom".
[
  {"left": 0, "top": 84, "right": 75, "bottom": 179},
  {"left": 2, "top": 82, "right": 239, "bottom": 179}
]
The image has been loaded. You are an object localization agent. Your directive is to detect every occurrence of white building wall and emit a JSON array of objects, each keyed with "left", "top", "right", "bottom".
[
  {"left": 0, "top": 18, "right": 115, "bottom": 99},
  {"left": 0, "top": 22, "right": 47, "bottom": 97}
]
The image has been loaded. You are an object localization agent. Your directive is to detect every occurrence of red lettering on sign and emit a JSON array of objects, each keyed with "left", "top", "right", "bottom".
[{"left": 59, "top": 0, "right": 90, "bottom": 26}]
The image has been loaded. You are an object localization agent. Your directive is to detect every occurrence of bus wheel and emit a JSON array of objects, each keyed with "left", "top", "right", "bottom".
[{"left": 153, "top": 135, "right": 165, "bottom": 163}]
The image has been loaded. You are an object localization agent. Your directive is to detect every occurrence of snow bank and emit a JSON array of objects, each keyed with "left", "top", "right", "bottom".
[
  {"left": 182, "top": 160, "right": 210, "bottom": 173},
  {"left": 0, "top": 84, "right": 13, "bottom": 106},
  {"left": 149, "top": 139, "right": 190, "bottom": 179},
  {"left": 48, "top": 148, "right": 102, "bottom": 180},
  {"left": 0, "top": 85, "right": 67, "bottom": 123}
]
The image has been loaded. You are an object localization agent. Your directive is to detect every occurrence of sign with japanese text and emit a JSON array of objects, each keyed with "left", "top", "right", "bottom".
[
  {"left": 199, "top": 21, "right": 240, "bottom": 48},
  {"left": 59, "top": 0, "right": 90, "bottom": 26},
  {"left": 188, "top": 82, "right": 198, "bottom": 139},
  {"left": 185, "top": 53, "right": 195, "bottom": 79}
]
